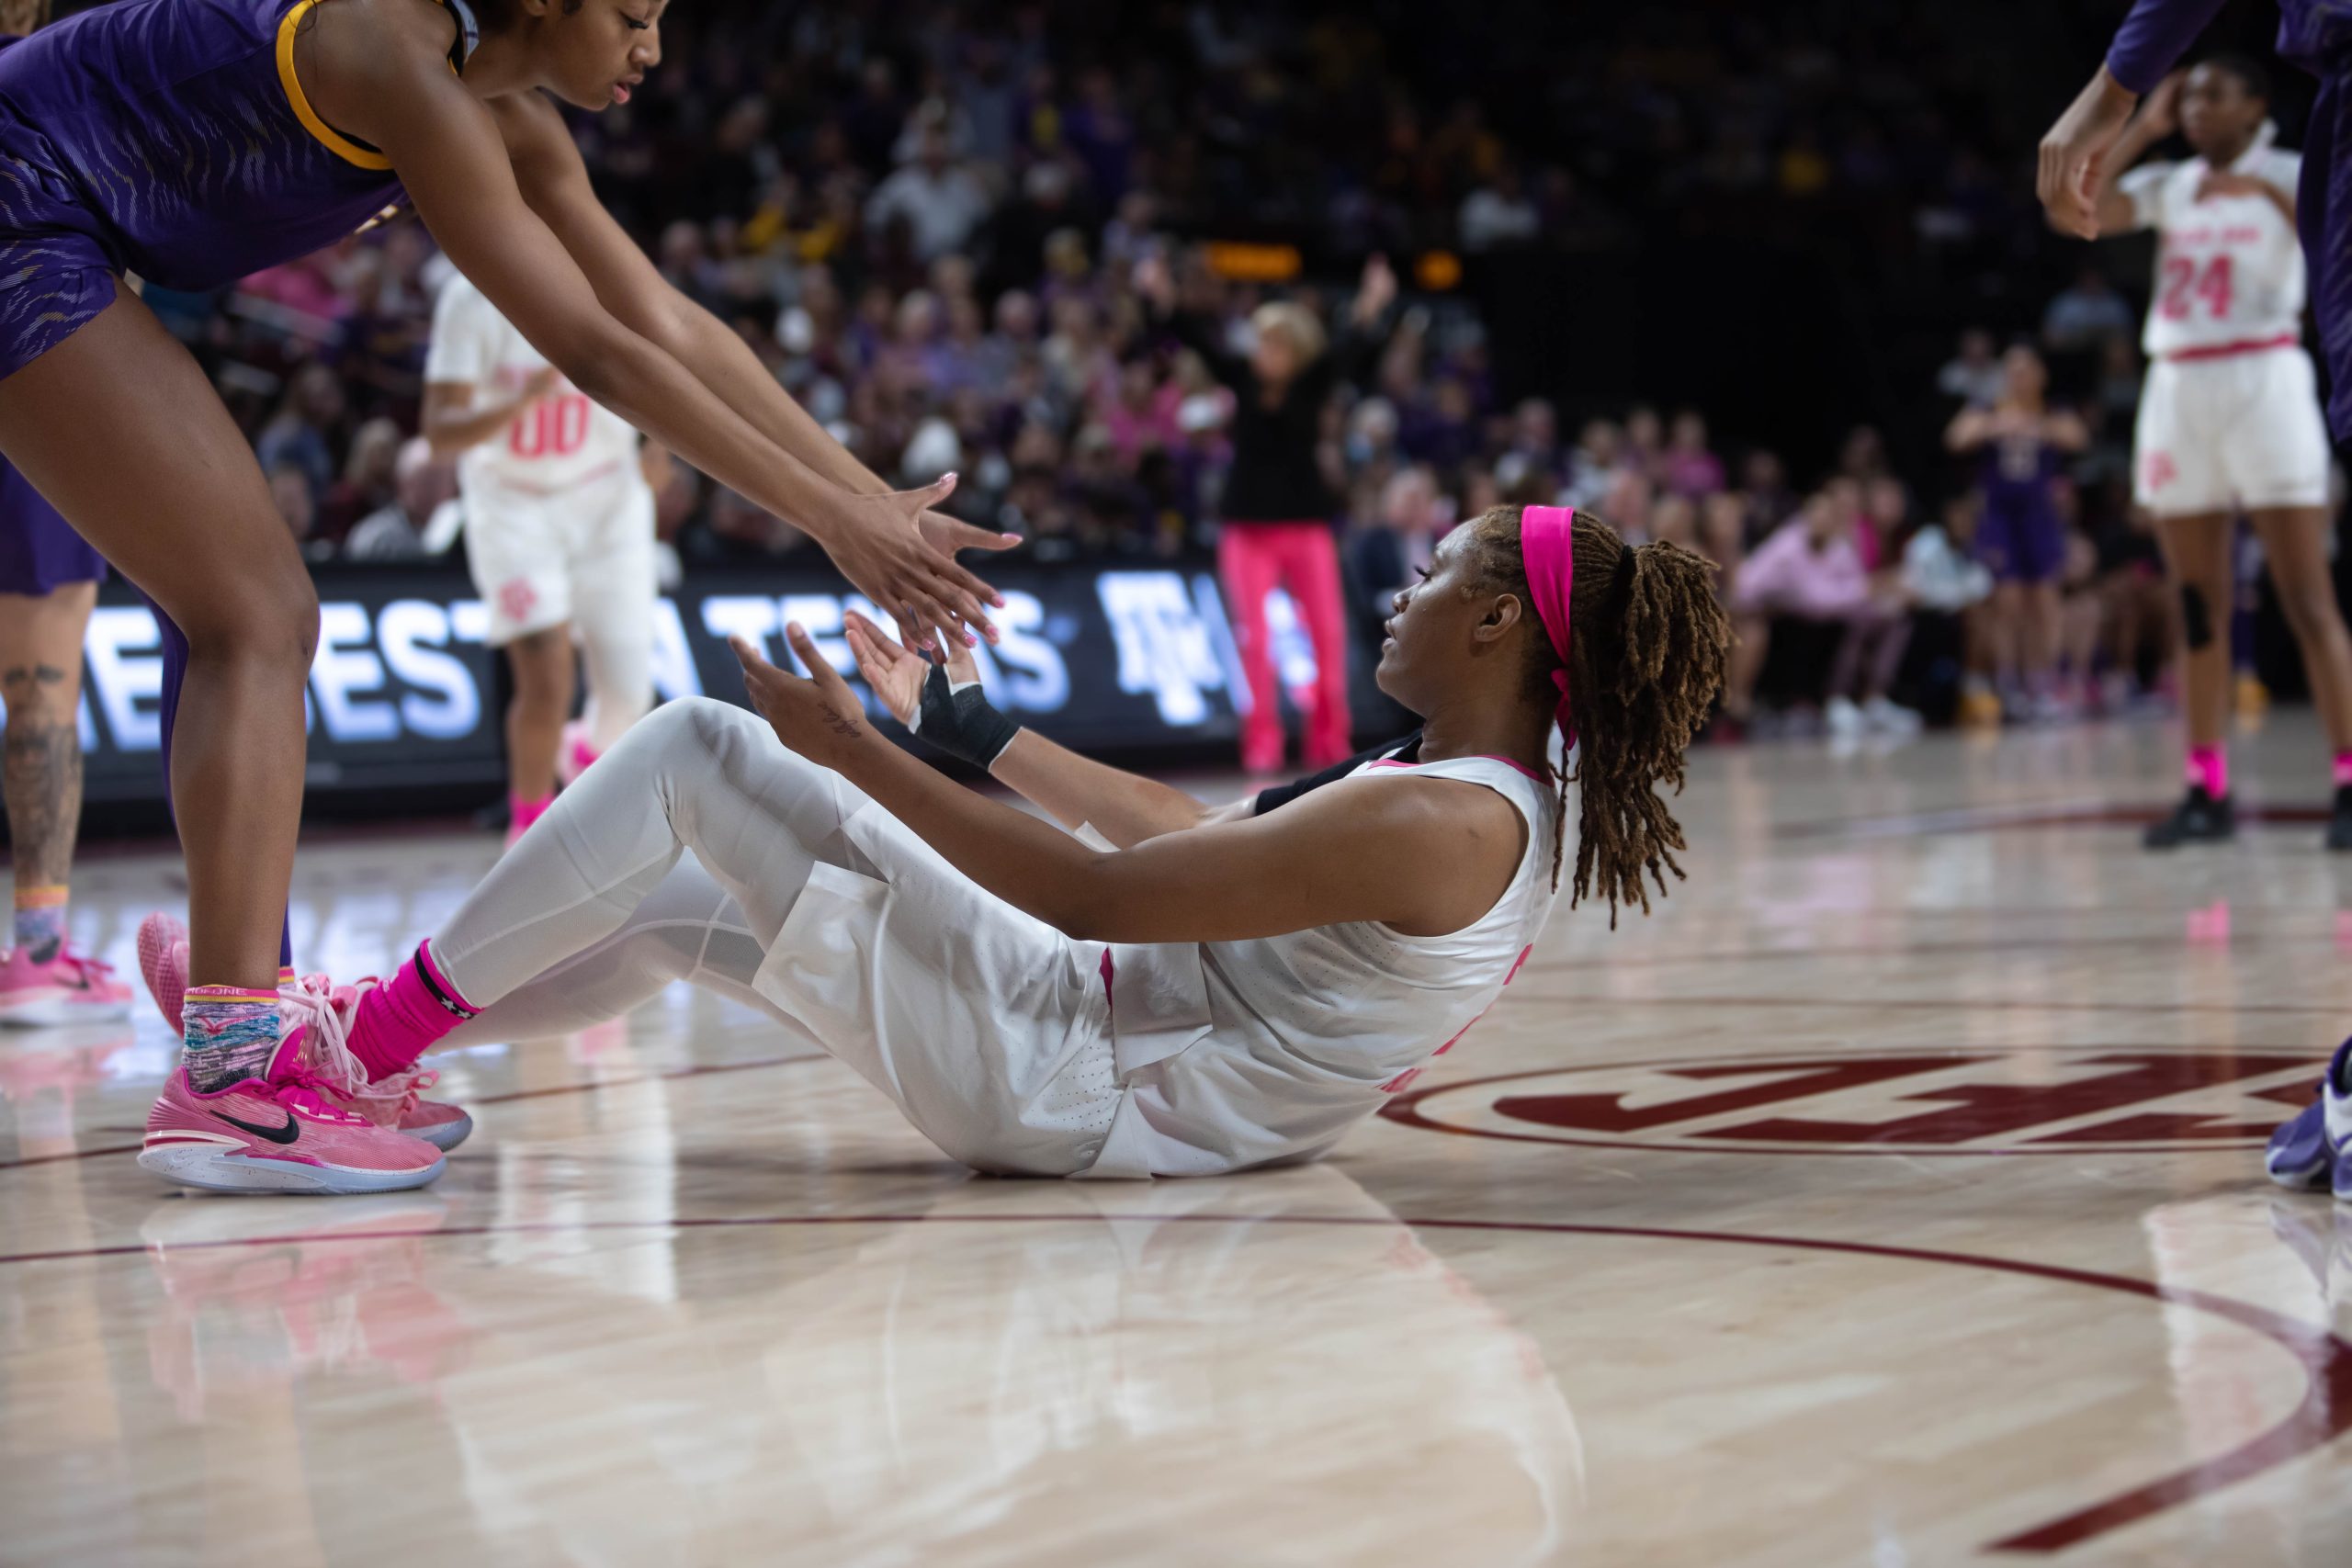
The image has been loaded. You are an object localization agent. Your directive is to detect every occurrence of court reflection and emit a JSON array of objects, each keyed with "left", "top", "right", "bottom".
[{"left": 125, "top": 1165, "right": 1582, "bottom": 1565}]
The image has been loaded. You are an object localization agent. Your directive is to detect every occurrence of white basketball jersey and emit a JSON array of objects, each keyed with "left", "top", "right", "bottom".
[
  {"left": 424, "top": 274, "right": 642, "bottom": 496},
  {"left": 2119, "top": 128, "right": 2304, "bottom": 357},
  {"left": 1095, "top": 753, "right": 1564, "bottom": 1177}
]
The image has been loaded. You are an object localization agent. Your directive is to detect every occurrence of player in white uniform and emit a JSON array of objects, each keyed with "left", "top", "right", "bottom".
[
  {"left": 2093, "top": 56, "right": 2352, "bottom": 850},
  {"left": 152, "top": 506, "right": 1726, "bottom": 1193},
  {"left": 424, "top": 273, "right": 665, "bottom": 843}
]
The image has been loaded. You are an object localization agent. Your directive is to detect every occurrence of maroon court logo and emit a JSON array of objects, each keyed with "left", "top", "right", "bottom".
[{"left": 1381, "top": 1047, "right": 2323, "bottom": 1156}]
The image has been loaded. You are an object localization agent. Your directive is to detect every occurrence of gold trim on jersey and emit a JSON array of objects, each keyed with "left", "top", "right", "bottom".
[{"left": 276, "top": 0, "right": 394, "bottom": 171}]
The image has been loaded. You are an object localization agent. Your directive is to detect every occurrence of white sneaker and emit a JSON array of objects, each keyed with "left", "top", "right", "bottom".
[
  {"left": 1825, "top": 695, "right": 1865, "bottom": 738},
  {"left": 1863, "top": 696, "right": 1922, "bottom": 735}
]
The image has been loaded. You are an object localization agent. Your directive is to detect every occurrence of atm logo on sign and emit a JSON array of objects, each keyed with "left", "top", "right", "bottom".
[{"left": 1381, "top": 1049, "right": 2320, "bottom": 1156}]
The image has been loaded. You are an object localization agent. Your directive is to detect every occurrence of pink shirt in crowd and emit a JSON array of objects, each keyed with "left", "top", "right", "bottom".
[{"left": 1732, "top": 519, "right": 1870, "bottom": 617}]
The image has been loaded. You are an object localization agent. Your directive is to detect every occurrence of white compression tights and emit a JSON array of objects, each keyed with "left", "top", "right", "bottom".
[{"left": 430, "top": 697, "right": 869, "bottom": 1049}]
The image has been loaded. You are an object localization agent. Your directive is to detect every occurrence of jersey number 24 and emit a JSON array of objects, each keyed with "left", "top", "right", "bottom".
[{"left": 2158, "top": 254, "right": 2233, "bottom": 321}]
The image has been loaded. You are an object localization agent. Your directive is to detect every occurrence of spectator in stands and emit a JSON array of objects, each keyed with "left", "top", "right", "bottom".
[
  {"left": 865, "top": 121, "right": 994, "bottom": 265},
  {"left": 345, "top": 439, "right": 458, "bottom": 562},
  {"left": 254, "top": 363, "right": 345, "bottom": 504},
  {"left": 319, "top": 417, "right": 403, "bottom": 544},
  {"left": 1659, "top": 409, "right": 1725, "bottom": 500},
  {"left": 1725, "top": 488, "right": 1920, "bottom": 737},
  {"left": 2041, "top": 264, "right": 2134, "bottom": 353},
  {"left": 1459, "top": 160, "right": 1543, "bottom": 251},
  {"left": 1561, "top": 418, "right": 1625, "bottom": 513},
  {"left": 1139, "top": 250, "right": 1398, "bottom": 772},
  {"left": 266, "top": 462, "right": 334, "bottom": 566},
  {"left": 1939, "top": 328, "right": 2007, "bottom": 409}
]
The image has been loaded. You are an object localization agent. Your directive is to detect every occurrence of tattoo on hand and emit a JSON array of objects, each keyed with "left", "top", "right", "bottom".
[{"left": 820, "top": 705, "right": 864, "bottom": 740}]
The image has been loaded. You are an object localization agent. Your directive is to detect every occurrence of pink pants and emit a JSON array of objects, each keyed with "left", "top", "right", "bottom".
[{"left": 1218, "top": 521, "right": 1353, "bottom": 772}]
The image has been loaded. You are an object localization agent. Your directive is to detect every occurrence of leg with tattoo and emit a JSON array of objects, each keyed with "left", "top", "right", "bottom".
[{"left": 0, "top": 580, "right": 128, "bottom": 1023}]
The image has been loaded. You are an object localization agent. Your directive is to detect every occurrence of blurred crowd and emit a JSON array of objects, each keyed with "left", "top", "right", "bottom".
[{"left": 143, "top": 0, "right": 2319, "bottom": 741}]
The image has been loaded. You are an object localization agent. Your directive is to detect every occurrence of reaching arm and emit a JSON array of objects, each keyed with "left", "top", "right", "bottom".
[
  {"left": 306, "top": 4, "right": 989, "bottom": 651},
  {"left": 495, "top": 95, "right": 1017, "bottom": 626},
  {"left": 2083, "top": 74, "right": 2184, "bottom": 237},
  {"left": 2041, "top": 0, "right": 2226, "bottom": 237},
  {"left": 420, "top": 368, "right": 558, "bottom": 458},
  {"left": 737, "top": 628, "right": 1524, "bottom": 942}
]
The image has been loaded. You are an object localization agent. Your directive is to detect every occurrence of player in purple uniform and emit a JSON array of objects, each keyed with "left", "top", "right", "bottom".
[
  {"left": 0, "top": 455, "right": 132, "bottom": 1024},
  {"left": 0, "top": 0, "right": 1019, "bottom": 1192},
  {"left": 1944, "top": 345, "right": 2089, "bottom": 721}
]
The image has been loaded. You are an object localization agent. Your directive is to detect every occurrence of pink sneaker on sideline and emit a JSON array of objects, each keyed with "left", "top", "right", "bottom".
[
  {"left": 140, "top": 1031, "right": 446, "bottom": 1195},
  {"left": 280, "top": 974, "right": 474, "bottom": 1152},
  {"left": 0, "top": 942, "right": 133, "bottom": 1027},
  {"left": 135, "top": 918, "right": 472, "bottom": 1152}
]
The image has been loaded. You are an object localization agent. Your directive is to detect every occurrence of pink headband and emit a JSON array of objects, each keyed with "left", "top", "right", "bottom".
[{"left": 1521, "top": 504, "right": 1576, "bottom": 737}]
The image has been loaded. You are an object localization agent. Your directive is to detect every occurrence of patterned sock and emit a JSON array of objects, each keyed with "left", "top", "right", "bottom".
[
  {"left": 182, "top": 986, "right": 284, "bottom": 1093},
  {"left": 350, "top": 940, "right": 477, "bottom": 1081},
  {"left": 511, "top": 792, "right": 554, "bottom": 836},
  {"left": 2334, "top": 752, "right": 2352, "bottom": 789},
  {"left": 2186, "top": 745, "right": 2229, "bottom": 800},
  {"left": 12, "top": 886, "right": 67, "bottom": 964}
]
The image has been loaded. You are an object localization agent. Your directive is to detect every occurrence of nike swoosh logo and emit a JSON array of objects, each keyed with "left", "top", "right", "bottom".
[{"left": 213, "top": 1110, "right": 300, "bottom": 1145}]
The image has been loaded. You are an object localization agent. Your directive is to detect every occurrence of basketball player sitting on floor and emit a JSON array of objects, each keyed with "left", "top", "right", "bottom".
[{"left": 136, "top": 505, "right": 1729, "bottom": 1191}]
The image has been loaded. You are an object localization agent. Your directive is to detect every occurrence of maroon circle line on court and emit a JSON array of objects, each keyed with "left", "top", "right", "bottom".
[{"left": 0, "top": 1208, "right": 2337, "bottom": 1555}]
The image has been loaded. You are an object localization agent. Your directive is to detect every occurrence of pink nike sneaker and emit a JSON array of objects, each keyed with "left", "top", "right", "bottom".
[
  {"left": 135, "top": 918, "right": 472, "bottom": 1152},
  {"left": 140, "top": 1030, "right": 447, "bottom": 1195},
  {"left": 0, "top": 942, "right": 133, "bottom": 1027},
  {"left": 138, "top": 911, "right": 189, "bottom": 1032},
  {"left": 280, "top": 973, "right": 474, "bottom": 1152}
]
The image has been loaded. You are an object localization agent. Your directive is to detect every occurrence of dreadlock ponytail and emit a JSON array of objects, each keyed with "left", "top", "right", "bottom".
[
  {"left": 1464, "top": 504, "right": 1730, "bottom": 922},
  {"left": 1564, "top": 517, "right": 1730, "bottom": 922}
]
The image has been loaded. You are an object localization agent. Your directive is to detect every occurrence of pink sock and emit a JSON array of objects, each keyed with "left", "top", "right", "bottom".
[
  {"left": 571, "top": 736, "right": 600, "bottom": 774},
  {"left": 2186, "top": 744, "right": 2229, "bottom": 799},
  {"left": 511, "top": 792, "right": 553, "bottom": 834},
  {"left": 2334, "top": 752, "right": 2352, "bottom": 788},
  {"left": 350, "top": 939, "right": 478, "bottom": 1081}
]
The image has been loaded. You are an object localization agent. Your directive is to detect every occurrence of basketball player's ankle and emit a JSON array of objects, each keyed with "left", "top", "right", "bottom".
[
  {"left": 2333, "top": 751, "right": 2352, "bottom": 791},
  {"left": 12, "top": 885, "right": 68, "bottom": 964},
  {"left": 350, "top": 939, "right": 478, "bottom": 1080},
  {"left": 2186, "top": 744, "right": 2229, "bottom": 799},
  {"left": 511, "top": 791, "right": 554, "bottom": 835},
  {"left": 182, "top": 985, "right": 284, "bottom": 1092}
]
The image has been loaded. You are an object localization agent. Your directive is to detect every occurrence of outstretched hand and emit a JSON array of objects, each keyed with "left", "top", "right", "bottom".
[
  {"left": 730, "top": 626, "right": 875, "bottom": 773},
  {"left": 842, "top": 608, "right": 983, "bottom": 728},
  {"left": 820, "top": 472, "right": 1018, "bottom": 654}
]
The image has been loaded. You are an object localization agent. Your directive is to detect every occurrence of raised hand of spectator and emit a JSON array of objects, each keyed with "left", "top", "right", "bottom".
[{"left": 1351, "top": 254, "right": 1397, "bottom": 326}]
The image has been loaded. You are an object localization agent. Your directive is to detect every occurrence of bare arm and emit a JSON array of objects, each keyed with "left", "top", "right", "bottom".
[
  {"left": 420, "top": 368, "right": 558, "bottom": 458},
  {"left": 2082, "top": 74, "right": 2183, "bottom": 237},
  {"left": 308, "top": 1, "right": 981, "bottom": 649},
  {"left": 989, "top": 728, "right": 1249, "bottom": 846},
  {"left": 494, "top": 95, "right": 1017, "bottom": 627},
  {"left": 841, "top": 609, "right": 1237, "bottom": 847},
  {"left": 1945, "top": 407, "right": 1996, "bottom": 454},
  {"left": 738, "top": 628, "right": 1522, "bottom": 942},
  {"left": 2043, "top": 410, "right": 2092, "bottom": 452}
]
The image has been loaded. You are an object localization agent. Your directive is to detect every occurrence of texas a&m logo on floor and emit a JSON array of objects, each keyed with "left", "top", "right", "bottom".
[{"left": 1381, "top": 1046, "right": 2319, "bottom": 1156}]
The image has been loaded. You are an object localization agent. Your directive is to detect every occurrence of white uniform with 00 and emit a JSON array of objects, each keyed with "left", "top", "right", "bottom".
[
  {"left": 425, "top": 275, "right": 659, "bottom": 751},
  {"left": 2120, "top": 127, "right": 2331, "bottom": 515}
]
